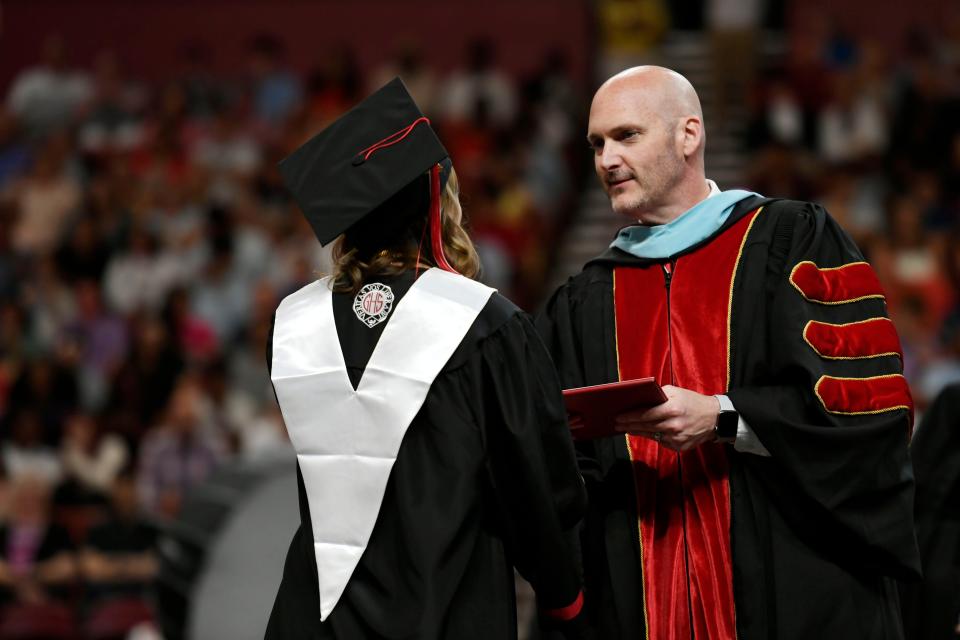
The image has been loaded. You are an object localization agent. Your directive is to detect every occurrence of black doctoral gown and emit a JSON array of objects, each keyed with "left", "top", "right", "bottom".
[
  {"left": 264, "top": 271, "right": 586, "bottom": 639},
  {"left": 536, "top": 196, "right": 921, "bottom": 640},
  {"left": 900, "top": 382, "right": 960, "bottom": 639}
]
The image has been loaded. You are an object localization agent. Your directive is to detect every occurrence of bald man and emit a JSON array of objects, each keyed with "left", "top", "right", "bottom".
[{"left": 536, "top": 67, "right": 920, "bottom": 639}]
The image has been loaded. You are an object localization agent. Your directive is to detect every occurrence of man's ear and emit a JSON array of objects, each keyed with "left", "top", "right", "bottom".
[{"left": 680, "top": 116, "right": 703, "bottom": 159}]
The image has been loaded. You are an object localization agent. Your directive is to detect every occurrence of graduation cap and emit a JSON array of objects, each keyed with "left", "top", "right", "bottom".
[{"left": 278, "top": 77, "right": 457, "bottom": 271}]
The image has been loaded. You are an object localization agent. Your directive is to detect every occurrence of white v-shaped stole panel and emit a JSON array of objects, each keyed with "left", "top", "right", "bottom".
[{"left": 270, "top": 268, "right": 495, "bottom": 621}]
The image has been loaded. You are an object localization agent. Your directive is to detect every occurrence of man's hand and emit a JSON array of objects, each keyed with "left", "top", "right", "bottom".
[{"left": 614, "top": 385, "right": 720, "bottom": 451}]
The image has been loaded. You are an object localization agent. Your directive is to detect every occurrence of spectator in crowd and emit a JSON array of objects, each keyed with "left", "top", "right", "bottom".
[
  {"left": 190, "top": 237, "right": 251, "bottom": 345},
  {"left": 162, "top": 287, "right": 219, "bottom": 363},
  {"left": 56, "top": 411, "right": 129, "bottom": 506},
  {"left": 6, "top": 356, "right": 78, "bottom": 444},
  {"left": 304, "top": 45, "right": 362, "bottom": 126},
  {"left": 22, "top": 256, "right": 77, "bottom": 355},
  {"left": 369, "top": 42, "right": 437, "bottom": 115},
  {"left": 707, "top": 0, "right": 762, "bottom": 126},
  {"left": 188, "top": 102, "right": 262, "bottom": 202},
  {"left": 246, "top": 34, "right": 302, "bottom": 126},
  {"left": 79, "top": 468, "right": 158, "bottom": 605},
  {"left": 817, "top": 70, "right": 888, "bottom": 165},
  {"left": 443, "top": 39, "right": 517, "bottom": 126},
  {"left": 814, "top": 166, "right": 889, "bottom": 246},
  {"left": 103, "top": 226, "right": 184, "bottom": 315},
  {"left": 136, "top": 376, "right": 226, "bottom": 519},
  {"left": 8, "top": 134, "right": 82, "bottom": 257},
  {"left": 55, "top": 214, "right": 110, "bottom": 286},
  {"left": 142, "top": 182, "right": 208, "bottom": 283},
  {"left": 107, "top": 315, "right": 184, "bottom": 435},
  {"left": 890, "top": 30, "right": 957, "bottom": 175},
  {"left": 520, "top": 51, "right": 581, "bottom": 218},
  {"left": 5, "top": 35, "right": 92, "bottom": 139},
  {"left": 872, "top": 196, "right": 954, "bottom": 333},
  {"left": 196, "top": 359, "right": 255, "bottom": 454},
  {"left": 77, "top": 50, "right": 147, "bottom": 156},
  {"left": 63, "top": 279, "right": 129, "bottom": 409},
  {"left": 913, "top": 233, "right": 960, "bottom": 401},
  {"left": 177, "top": 41, "right": 225, "bottom": 120},
  {"left": 226, "top": 280, "right": 277, "bottom": 411},
  {"left": 0, "top": 476, "right": 77, "bottom": 605},
  {"left": 0, "top": 107, "right": 32, "bottom": 188},
  {"left": 2, "top": 409, "right": 62, "bottom": 485},
  {"left": 238, "top": 402, "right": 289, "bottom": 461},
  {"left": 748, "top": 74, "right": 805, "bottom": 149}
]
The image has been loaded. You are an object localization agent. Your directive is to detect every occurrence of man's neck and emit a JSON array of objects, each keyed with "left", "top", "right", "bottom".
[{"left": 638, "top": 178, "right": 713, "bottom": 225}]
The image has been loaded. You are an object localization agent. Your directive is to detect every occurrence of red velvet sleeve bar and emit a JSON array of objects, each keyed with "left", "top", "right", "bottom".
[
  {"left": 789, "top": 261, "right": 885, "bottom": 305},
  {"left": 803, "top": 318, "right": 903, "bottom": 361},
  {"left": 814, "top": 374, "right": 913, "bottom": 415}
]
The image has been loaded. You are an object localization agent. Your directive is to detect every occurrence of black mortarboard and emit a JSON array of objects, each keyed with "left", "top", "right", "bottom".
[{"left": 278, "top": 77, "right": 449, "bottom": 247}]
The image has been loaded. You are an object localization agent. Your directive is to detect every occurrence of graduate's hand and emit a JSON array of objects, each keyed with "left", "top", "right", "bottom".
[{"left": 614, "top": 385, "right": 719, "bottom": 451}]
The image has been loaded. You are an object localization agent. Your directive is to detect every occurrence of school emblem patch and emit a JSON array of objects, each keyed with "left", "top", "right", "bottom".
[{"left": 353, "top": 283, "right": 395, "bottom": 328}]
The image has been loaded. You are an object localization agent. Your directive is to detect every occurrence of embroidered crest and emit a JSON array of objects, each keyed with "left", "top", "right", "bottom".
[{"left": 353, "top": 283, "right": 395, "bottom": 328}]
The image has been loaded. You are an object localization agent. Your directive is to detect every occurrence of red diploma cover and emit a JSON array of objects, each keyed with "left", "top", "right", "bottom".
[{"left": 562, "top": 377, "right": 667, "bottom": 440}]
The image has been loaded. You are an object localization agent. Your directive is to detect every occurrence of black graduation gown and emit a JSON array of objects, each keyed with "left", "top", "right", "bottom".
[
  {"left": 535, "top": 197, "right": 921, "bottom": 640},
  {"left": 264, "top": 271, "right": 586, "bottom": 639},
  {"left": 900, "top": 382, "right": 960, "bottom": 639}
]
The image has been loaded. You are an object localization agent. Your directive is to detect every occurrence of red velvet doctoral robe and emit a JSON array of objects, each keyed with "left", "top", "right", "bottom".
[{"left": 537, "top": 196, "right": 920, "bottom": 640}]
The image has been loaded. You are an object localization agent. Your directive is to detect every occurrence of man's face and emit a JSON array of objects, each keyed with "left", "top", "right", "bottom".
[{"left": 587, "top": 83, "right": 684, "bottom": 220}]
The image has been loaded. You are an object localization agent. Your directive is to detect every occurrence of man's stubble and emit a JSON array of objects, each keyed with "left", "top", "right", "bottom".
[{"left": 609, "top": 144, "right": 686, "bottom": 222}]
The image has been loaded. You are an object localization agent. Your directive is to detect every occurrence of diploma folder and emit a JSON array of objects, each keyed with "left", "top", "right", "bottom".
[{"left": 562, "top": 377, "right": 667, "bottom": 440}]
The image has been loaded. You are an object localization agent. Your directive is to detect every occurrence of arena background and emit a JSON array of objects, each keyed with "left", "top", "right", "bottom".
[{"left": 0, "top": 0, "right": 957, "bottom": 638}]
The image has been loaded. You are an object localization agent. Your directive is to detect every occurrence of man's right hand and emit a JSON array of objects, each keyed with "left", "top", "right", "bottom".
[{"left": 614, "top": 384, "right": 719, "bottom": 451}]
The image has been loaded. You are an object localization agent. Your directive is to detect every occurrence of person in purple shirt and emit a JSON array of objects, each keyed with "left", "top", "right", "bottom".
[{"left": 136, "top": 376, "right": 225, "bottom": 519}]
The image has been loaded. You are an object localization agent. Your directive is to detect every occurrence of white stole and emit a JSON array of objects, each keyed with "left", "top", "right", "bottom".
[{"left": 270, "top": 268, "right": 495, "bottom": 620}]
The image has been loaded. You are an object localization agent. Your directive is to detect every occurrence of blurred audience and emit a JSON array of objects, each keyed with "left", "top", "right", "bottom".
[
  {"left": 0, "top": 33, "right": 586, "bottom": 536},
  {"left": 0, "top": 9, "right": 957, "bottom": 637},
  {"left": 746, "top": 21, "right": 960, "bottom": 411}
]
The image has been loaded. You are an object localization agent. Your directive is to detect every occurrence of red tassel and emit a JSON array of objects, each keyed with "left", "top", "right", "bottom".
[
  {"left": 358, "top": 117, "right": 430, "bottom": 162},
  {"left": 542, "top": 590, "right": 584, "bottom": 622},
  {"left": 430, "top": 164, "right": 456, "bottom": 273}
]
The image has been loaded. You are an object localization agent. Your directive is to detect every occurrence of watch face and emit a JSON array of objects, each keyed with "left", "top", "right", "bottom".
[{"left": 716, "top": 410, "right": 738, "bottom": 439}]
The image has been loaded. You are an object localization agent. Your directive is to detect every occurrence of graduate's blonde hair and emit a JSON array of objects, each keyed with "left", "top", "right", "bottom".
[{"left": 330, "top": 167, "right": 480, "bottom": 294}]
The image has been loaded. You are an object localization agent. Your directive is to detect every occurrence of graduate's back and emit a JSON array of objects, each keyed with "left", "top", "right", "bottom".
[
  {"left": 264, "top": 78, "right": 587, "bottom": 639},
  {"left": 266, "top": 268, "right": 585, "bottom": 638}
]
